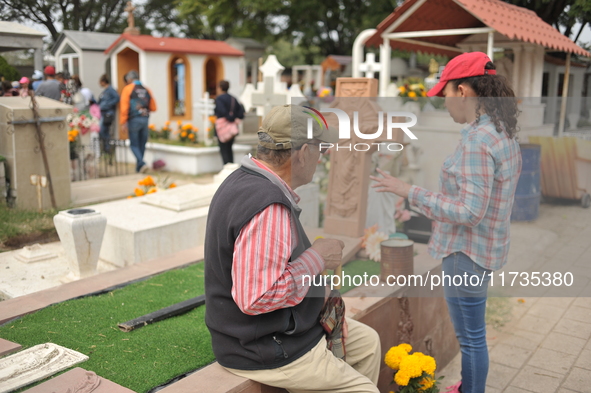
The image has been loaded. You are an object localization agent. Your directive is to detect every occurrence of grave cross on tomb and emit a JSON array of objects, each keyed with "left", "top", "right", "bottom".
[
  {"left": 194, "top": 91, "right": 215, "bottom": 144},
  {"left": 359, "top": 53, "right": 382, "bottom": 79},
  {"left": 250, "top": 55, "right": 288, "bottom": 117}
]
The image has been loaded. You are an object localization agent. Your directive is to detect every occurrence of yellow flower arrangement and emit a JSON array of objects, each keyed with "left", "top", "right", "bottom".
[
  {"left": 130, "top": 175, "right": 176, "bottom": 198},
  {"left": 178, "top": 124, "right": 198, "bottom": 143},
  {"left": 398, "top": 78, "right": 427, "bottom": 102},
  {"left": 384, "top": 344, "right": 440, "bottom": 392}
]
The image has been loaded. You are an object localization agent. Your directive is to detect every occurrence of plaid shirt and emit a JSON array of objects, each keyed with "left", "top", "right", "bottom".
[{"left": 408, "top": 115, "right": 522, "bottom": 271}]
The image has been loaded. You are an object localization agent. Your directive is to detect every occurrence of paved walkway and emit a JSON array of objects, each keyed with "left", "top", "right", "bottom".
[{"left": 438, "top": 202, "right": 591, "bottom": 393}]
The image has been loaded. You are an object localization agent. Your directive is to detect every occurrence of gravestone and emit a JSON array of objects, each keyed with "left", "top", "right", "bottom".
[
  {"left": 251, "top": 55, "right": 288, "bottom": 117},
  {"left": 0, "top": 97, "right": 72, "bottom": 209},
  {"left": 322, "top": 78, "right": 380, "bottom": 238},
  {"left": 0, "top": 343, "right": 88, "bottom": 393},
  {"left": 92, "top": 183, "right": 219, "bottom": 268}
]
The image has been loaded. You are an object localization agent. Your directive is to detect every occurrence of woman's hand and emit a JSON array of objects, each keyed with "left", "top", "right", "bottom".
[{"left": 370, "top": 168, "right": 412, "bottom": 198}]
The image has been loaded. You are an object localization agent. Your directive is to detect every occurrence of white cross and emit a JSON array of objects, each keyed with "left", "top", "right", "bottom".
[
  {"left": 359, "top": 53, "right": 382, "bottom": 79},
  {"left": 194, "top": 91, "right": 215, "bottom": 144},
  {"left": 250, "top": 55, "right": 289, "bottom": 117}
]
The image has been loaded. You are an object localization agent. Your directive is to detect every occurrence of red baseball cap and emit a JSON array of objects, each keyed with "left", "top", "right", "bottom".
[
  {"left": 427, "top": 52, "right": 496, "bottom": 97},
  {"left": 44, "top": 65, "right": 56, "bottom": 76}
]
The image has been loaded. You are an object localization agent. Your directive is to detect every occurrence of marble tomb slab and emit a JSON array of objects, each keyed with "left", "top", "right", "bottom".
[{"left": 0, "top": 343, "right": 88, "bottom": 393}]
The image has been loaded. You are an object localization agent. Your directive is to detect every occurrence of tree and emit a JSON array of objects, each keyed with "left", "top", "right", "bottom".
[
  {"left": 506, "top": 0, "right": 591, "bottom": 46},
  {"left": 0, "top": 0, "right": 183, "bottom": 43},
  {"left": 0, "top": 56, "right": 20, "bottom": 81}
]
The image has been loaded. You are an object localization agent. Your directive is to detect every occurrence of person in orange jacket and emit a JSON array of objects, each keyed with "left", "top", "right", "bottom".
[{"left": 120, "top": 70, "right": 157, "bottom": 173}]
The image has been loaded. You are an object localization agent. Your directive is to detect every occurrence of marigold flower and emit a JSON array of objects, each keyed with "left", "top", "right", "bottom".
[
  {"left": 147, "top": 188, "right": 158, "bottom": 194},
  {"left": 394, "top": 370, "right": 410, "bottom": 386},
  {"left": 138, "top": 176, "right": 155, "bottom": 187},
  {"left": 399, "top": 353, "right": 424, "bottom": 379},
  {"left": 149, "top": 124, "right": 156, "bottom": 130},
  {"left": 177, "top": 120, "right": 182, "bottom": 125},
  {"left": 188, "top": 133, "right": 195, "bottom": 139},
  {"left": 182, "top": 124, "right": 192, "bottom": 130},
  {"left": 209, "top": 116, "right": 217, "bottom": 123},
  {"left": 384, "top": 346, "right": 408, "bottom": 370},
  {"left": 408, "top": 91, "right": 417, "bottom": 98},
  {"left": 168, "top": 183, "right": 177, "bottom": 188},
  {"left": 134, "top": 188, "right": 145, "bottom": 196},
  {"left": 165, "top": 121, "right": 171, "bottom": 125},
  {"left": 420, "top": 355, "right": 436, "bottom": 375},
  {"left": 181, "top": 132, "right": 188, "bottom": 138}
]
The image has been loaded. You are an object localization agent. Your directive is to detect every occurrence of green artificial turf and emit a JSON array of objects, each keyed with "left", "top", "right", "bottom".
[
  {"left": 337, "top": 259, "right": 382, "bottom": 294},
  {"left": 0, "top": 262, "right": 213, "bottom": 393}
]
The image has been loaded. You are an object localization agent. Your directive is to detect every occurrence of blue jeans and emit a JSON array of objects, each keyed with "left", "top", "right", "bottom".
[
  {"left": 442, "top": 252, "right": 491, "bottom": 393},
  {"left": 128, "top": 117, "right": 149, "bottom": 172},
  {"left": 99, "top": 113, "right": 114, "bottom": 153}
]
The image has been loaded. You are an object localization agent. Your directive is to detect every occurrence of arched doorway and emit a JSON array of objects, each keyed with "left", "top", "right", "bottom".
[
  {"left": 117, "top": 47, "right": 139, "bottom": 93},
  {"left": 169, "top": 55, "right": 192, "bottom": 120},
  {"left": 204, "top": 56, "right": 223, "bottom": 98}
]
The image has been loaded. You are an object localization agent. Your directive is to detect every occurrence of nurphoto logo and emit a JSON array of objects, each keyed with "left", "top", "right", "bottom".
[{"left": 305, "top": 107, "right": 419, "bottom": 152}]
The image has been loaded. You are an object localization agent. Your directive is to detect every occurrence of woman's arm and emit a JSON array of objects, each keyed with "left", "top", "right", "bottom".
[{"left": 371, "top": 139, "right": 495, "bottom": 227}]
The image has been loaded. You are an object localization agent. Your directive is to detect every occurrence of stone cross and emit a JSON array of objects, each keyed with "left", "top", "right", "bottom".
[
  {"left": 323, "top": 78, "right": 393, "bottom": 238},
  {"left": 124, "top": 1, "right": 140, "bottom": 35},
  {"left": 250, "top": 55, "right": 288, "bottom": 117},
  {"left": 194, "top": 91, "right": 215, "bottom": 145},
  {"left": 125, "top": 2, "right": 136, "bottom": 28},
  {"left": 359, "top": 53, "right": 382, "bottom": 79}
]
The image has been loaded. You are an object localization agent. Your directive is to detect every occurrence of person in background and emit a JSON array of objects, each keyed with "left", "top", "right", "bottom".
[
  {"left": 31, "top": 70, "right": 43, "bottom": 91},
  {"left": 371, "top": 52, "right": 522, "bottom": 393},
  {"left": 98, "top": 74, "right": 120, "bottom": 154},
  {"left": 2, "top": 81, "right": 14, "bottom": 97},
  {"left": 35, "top": 66, "right": 61, "bottom": 101},
  {"left": 19, "top": 77, "right": 30, "bottom": 97},
  {"left": 70, "top": 75, "right": 95, "bottom": 110},
  {"left": 214, "top": 80, "right": 244, "bottom": 165},
  {"left": 119, "top": 70, "right": 156, "bottom": 173}
]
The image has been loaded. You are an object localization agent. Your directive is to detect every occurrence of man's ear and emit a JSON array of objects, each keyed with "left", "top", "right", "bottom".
[{"left": 295, "top": 144, "right": 308, "bottom": 167}]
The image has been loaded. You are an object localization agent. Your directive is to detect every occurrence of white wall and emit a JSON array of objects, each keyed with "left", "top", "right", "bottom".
[
  {"left": 109, "top": 42, "right": 243, "bottom": 131},
  {"left": 81, "top": 51, "right": 110, "bottom": 98}
]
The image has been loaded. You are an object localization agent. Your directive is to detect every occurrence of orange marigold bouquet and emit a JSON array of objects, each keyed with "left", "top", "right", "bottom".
[
  {"left": 384, "top": 344, "right": 440, "bottom": 393},
  {"left": 130, "top": 175, "right": 176, "bottom": 197},
  {"left": 178, "top": 123, "right": 198, "bottom": 143}
]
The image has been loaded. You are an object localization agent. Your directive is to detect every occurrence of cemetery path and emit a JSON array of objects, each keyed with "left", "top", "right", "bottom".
[{"left": 438, "top": 202, "right": 591, "bottom": 393}]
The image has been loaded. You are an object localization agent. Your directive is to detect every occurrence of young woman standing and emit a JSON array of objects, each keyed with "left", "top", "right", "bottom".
[{"left": 371, "top": 52, "right": 522, "bottom": 393}]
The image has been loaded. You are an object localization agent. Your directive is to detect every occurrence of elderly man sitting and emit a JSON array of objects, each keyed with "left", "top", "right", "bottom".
[{"left": 204, "top": 104, "right": 381, "bottom": 393}]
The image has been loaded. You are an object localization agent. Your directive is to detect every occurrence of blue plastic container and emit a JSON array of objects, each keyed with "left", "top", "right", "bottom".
[{"left": 511, "top": 144, "right": 541, "bottom": 221}]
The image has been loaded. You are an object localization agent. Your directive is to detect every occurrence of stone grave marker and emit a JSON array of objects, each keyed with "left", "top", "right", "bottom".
[
  {"left": 92, "top": 183, "right": 220, "bottom": 267},
  {"left": 0, "top": 97, "right": 72, "bottom": 209},
  {"left": 22, "top": 367, "right": 135, "bottom": 393},
  {"left": 0, "top": 343, "right": 88, "bottom": 393},
  {"left": 322, "top": 78, "right": 379, "bottom": 238}
]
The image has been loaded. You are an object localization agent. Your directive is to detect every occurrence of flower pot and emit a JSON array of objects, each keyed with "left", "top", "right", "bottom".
[
  {"left": 380, "top": 239, "right": 414, "bottom": 282},
  {"left": 54, "top": 209, "right": 107, "bottom": 282}
]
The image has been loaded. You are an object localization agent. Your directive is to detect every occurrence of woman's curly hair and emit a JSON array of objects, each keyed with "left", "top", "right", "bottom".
[{"left": 450, "top": 62, "right": 520, "bottom": 138}]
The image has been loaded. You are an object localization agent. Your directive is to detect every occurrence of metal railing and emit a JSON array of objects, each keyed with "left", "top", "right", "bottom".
[{"left": 70, "top": 138, "right": 130, "bottom": 182}]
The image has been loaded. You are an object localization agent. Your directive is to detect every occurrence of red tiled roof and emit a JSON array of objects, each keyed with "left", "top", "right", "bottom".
[
  {"left": 104, "top": 34, "right": 244, "bottom": 57},
  {"left": 367, "top": 0, "right": 590, "bottom": 57}
]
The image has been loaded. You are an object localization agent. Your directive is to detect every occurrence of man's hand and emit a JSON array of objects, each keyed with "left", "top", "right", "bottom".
[{"left": 311, "top": 238, "right": 345, "bottom": 270}]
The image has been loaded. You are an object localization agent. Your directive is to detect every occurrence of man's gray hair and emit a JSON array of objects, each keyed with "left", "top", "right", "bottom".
[
  {"left": 125, "top": 70, "right": 140, "bottom": 83},
  {"left": 256, "top": 132, "right": 292, "bottom": 167}
]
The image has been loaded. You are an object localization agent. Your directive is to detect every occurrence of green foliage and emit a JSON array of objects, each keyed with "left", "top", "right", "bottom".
[
  {"left": 0, "top": 263, "right": 213, "bottom": 393},
  {"left": 505, "top": 0, "right": 591, "bottom": 45},
  {"left": 0, "top": 56, "right": 20, "bottom": 81}
]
